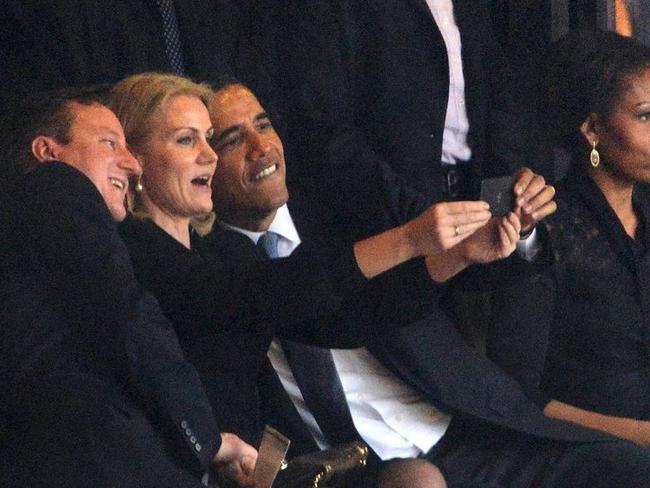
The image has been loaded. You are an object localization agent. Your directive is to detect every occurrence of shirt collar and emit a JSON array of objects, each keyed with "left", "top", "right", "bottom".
[{"left": 219, "top": 204, "right": 301, "bottom": 247}]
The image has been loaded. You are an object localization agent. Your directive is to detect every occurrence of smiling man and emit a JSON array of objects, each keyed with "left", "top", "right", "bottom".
[
  {"left": 209, "top": 84, "right": 289, "bottom": 232},
  {"left": 0, "top": 87, "right": 256, "bottom": 488},
  {"left": 203, "top": 81, "right": 650, "bottom": 488}
]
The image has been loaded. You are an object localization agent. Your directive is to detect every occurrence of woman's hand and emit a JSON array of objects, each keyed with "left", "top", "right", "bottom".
[
  {"left": 353, "top": 200, "right": 491, "bottom": 279},
  {"left": 460, "top": 212, "right": 521, "bottom": 265},
  {"left": 213, "top": 432, "right": 258, "bottom": 487},
  {"left": 404, "top": 200, "right": 492, "bottom": 257},
  {"left": 513, "top": 167, "right": 557, "bottom": 235},
  {"left": 424, "top": 212, "right": 520, "bottom": 283}
]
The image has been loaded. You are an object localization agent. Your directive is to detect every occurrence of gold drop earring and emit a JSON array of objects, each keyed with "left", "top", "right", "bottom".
[{"left": 590, "top": 140, "right": 600, "bottom": 168}]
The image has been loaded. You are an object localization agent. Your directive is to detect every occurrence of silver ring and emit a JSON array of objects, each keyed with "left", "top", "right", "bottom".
[{"left": 454, "top": 225, "right": 460, "bottom": 237}]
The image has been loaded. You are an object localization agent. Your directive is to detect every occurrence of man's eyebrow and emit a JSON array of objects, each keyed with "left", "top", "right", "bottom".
[
  {"left": 254, "top": 112, "right": 270, "bottom": 122},
  {"left": 214, "top": 125, "right": 240, "bottom": 143},
  {"left": 98, "top": 127, "right": 123, "bottom": 139}
]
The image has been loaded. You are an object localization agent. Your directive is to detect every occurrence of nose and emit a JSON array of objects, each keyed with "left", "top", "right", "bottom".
[
  {"left": 199, "top": 137, "right": 218, "bottom": 166},
  {"left": 118, "top": 145, "right": 142, "bottom": 176},
  {"left": 248, "top": 132, "right": 271, "bottom": 159}
]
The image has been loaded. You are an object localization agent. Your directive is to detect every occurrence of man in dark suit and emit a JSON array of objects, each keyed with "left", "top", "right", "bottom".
[
  {"left": 274, "top": 0, "right": 552, "bottom": 240},
  {"left": 0, "top": 88, "right": 256, "bottom": 487},
  {"left": 203, "top": 81, "right": 650, "bottom": 487}
]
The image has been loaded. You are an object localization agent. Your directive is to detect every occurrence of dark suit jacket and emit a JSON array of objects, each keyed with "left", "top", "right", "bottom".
[
  {"left": 0, "top": 163, "right": 219, "bottom": 486},
  {"left": 274, "top": 0, "right": 543, "bottom": 239},
  {"left": 205, "top": 187, "right": 608, "bottom": 464},
  {"left": 119, "top": 210, "right": 436, "bottom": 446},
  {"left": 489, "top": 168, "right": 650, "bottom": 420}
]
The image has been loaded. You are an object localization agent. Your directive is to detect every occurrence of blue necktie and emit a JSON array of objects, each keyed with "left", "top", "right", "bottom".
[
  {"left": 255, "top": 231, "right": 360, "bottom": 444},
  {"left": 257, "top": 232, "right": 280, "bottom": 259},
  {"left": 154, "top": 0, "right": 186, "bottom": 75}
]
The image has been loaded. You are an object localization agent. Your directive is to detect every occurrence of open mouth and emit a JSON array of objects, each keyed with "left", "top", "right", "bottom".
[
  {"left": 109, "top": 177, "right": 125, "bottom": 191},
  {"left": 251, "top": 164, "right": 277, "bottom": 182},
  {"left": 191, "top": 175, "right": 211, "bottom": 187}
]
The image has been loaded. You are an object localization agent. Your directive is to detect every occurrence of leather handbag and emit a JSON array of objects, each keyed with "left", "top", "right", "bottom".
[{"left": 273, "top": 441, "right": 369, "bottom": 488}]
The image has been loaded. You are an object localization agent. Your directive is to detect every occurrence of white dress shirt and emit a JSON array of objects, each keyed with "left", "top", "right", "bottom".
[
  {"left": 222, "top": 206, "right": 451, "bottom": 460},
  {"left": 425, "top": 0, "right": 471, "bottom": 165}
]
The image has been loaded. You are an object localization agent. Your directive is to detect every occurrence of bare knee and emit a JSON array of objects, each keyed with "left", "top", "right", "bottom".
[{"left": 378, "top": 458, "right": 447, "bottom": 488}]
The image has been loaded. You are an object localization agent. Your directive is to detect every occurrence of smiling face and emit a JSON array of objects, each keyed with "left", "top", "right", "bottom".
[
  {"left": 51, "top": 102, "right": 140, "bottom": 221},
  {"left": 591, "top": 68, "right": 650, "bottom": 185},
  {"left": 136, "top": 94, "right": 217, "bottom": 226},
  {"left": 209, "top": 85, "right": 289, "bottom": 231}
]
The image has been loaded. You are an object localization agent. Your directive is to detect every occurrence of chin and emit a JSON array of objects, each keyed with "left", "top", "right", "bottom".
[
  {"left": 195, "top": 204, "right": 213, "bottom": 215},
  {"left": 110, "top": 207, "right": 127, "bottom": 222}
]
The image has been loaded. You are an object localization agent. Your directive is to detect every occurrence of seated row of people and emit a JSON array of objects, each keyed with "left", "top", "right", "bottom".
[{"left": 2, "top": 28, "right": 650, "bottom": 487}]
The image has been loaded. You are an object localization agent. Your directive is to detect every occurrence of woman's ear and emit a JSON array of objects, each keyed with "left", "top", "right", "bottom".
[
  {"left": 580, "top": 112, "right": 599, "bottom": 147},
  {"left": 31, "top": 136, "right": 61, "bottom": 163}
]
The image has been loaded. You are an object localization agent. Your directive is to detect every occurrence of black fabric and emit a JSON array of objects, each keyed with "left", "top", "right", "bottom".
[
  {"left": 427, "top": 416, "right": 650, "bottom": 488},
  {"left": 0, "top": 1, "right": 279, "bottom": 115},
  {"left": 281, "top": 342, "right": 359, "bottom": 445},
  {"left": 0, "top": 163, "right": 220, "bottom": 486},
  {"left": 490, "top": 167, "right": 650, "bottom": 420}
]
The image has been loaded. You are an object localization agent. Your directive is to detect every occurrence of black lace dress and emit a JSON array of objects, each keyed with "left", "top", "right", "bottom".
[{"left": 489, "top": 166, "right": 650, "bottom": 419}]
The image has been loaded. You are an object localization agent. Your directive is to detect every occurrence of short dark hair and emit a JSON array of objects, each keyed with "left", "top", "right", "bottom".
[
  {"left": 210, "top": 74, "right": 244, "bottom": 95},
  {"left": 0, "top": 84, "right": 110, "bottom": 188},
  {"left": 542, "top": 29, "right": 650, "bottom": 160}
]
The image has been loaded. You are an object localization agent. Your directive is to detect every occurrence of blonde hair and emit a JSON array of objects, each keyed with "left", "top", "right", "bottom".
[{"left": 107, "top": 73, "right": 214, "bottom": 217}]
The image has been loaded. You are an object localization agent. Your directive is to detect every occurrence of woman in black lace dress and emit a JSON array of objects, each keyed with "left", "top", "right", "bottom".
[{"left": 490, "top": 29, "right": 650, "bottom": 447}]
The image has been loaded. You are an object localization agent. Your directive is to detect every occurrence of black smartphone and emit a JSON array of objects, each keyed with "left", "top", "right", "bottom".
[{"left": 480, "top": 176, "right": 515, "bottom": 217}]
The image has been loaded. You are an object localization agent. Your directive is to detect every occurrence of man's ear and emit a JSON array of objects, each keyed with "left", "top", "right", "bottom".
[
  {"left": 580, "top": 112, "right": 600, "bottom": 147},
  {"left": 31, "top": 135, "right": 61, "bottom": 163}
]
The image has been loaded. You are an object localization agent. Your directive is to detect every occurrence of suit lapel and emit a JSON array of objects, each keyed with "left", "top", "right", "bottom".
[{"left": 408, "top": 0, "right": 435, "bottom": 18}]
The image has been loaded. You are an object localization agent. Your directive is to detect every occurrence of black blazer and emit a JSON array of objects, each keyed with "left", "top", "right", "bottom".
[
  {"left": 119, "top": 209, "right": 437, "bottom": 446},
  {"left": 0, "top": 163, "right": 220, "bottom": 485},
  {"left": 489, "top": 168, "right": 650, "bottom": 420},
  {"left": 273, "top": 0, "right": 542, "bottom": 239}
]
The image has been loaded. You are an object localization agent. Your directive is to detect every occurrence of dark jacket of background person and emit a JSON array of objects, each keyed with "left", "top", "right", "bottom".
[
  {"left": 118, "top": 214, "right": 437, "bottom": 446},
  {"left": 0, "top": 1, "right": 274, "bottom": 104},
  {"left": 273, "top": 0, "right": 544, "bottom": 240},
  {"left": 0, "top": 163, "right": 219, "bottom": 487},
  {"left": 489, "top": 167, "right": 650, "bottom": 420}
]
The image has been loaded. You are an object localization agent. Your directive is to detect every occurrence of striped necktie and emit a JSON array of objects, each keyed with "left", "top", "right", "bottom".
[
  {"left": 154, "top": 0, "right": 186, "bottom": 75},
  {"left": 257, "top": 232, "right": 280, "bottom": 259}
]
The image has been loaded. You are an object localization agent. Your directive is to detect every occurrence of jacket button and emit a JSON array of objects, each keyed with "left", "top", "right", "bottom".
[
  {"left": 190, "top": 436, "right": 197, "bottom": 444},
  {"left": 185, "top": 428, "right": 192, "bottom": 436},
  {"left": 181, "top": 421, "right": 188, "bottom": 429},
  {"left": 195, "top": 443, "right": 202, "bottom": 452}
]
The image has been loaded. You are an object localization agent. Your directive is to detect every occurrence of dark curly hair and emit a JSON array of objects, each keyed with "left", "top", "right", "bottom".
[{"left": 542, "top": 29, "right": 650, "bottom": 162}]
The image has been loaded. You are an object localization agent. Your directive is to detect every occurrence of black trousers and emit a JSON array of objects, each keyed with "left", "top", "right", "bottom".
[
  {"left": 1, "top": 373, "right": 205, "bottom": 488},
  {"left": 425, "top": 417, "right": 650, "bottom": 488}
]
